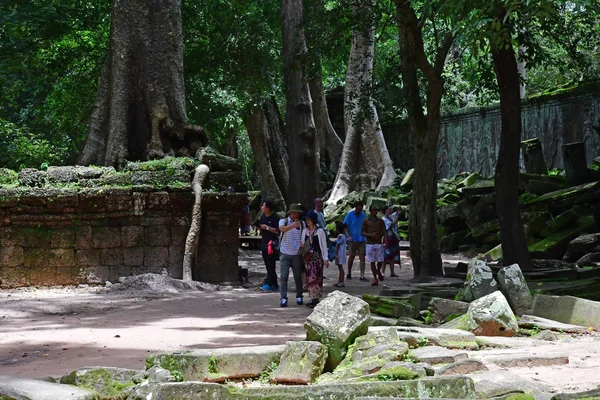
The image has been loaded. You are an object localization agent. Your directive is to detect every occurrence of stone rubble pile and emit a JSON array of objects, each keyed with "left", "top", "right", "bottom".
[{"left": 2, "top": 288, "right": 600, "bottom": 400}]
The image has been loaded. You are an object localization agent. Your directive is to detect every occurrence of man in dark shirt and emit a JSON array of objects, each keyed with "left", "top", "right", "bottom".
[{"left": 259, "top": 200, "right": 279, "bottom": 291}]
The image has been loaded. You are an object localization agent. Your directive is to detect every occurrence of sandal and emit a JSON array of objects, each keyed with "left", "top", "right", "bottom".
[
  {"left": 333, "top": 282, "right": 345, "bottom": 287},
  {"left": 390, "top": 273, "right": 399, "bottom": 277}
]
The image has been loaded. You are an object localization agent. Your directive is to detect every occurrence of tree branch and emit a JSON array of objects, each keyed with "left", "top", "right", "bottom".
[{"left": 434, "top": 32, "right": 454, "bottom": 75}]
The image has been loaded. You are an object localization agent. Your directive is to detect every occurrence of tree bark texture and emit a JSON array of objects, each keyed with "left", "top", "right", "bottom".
[
  {"left": 309, "top": 67, "right": 343, "bottom": 175},
  {"left": 183, "top": 164, "right": 210, "bottom": 281},
  {"left": 79, "top": 0, "right": 203, "bottom": 168},
  {"left": 396, "top": 1, "right": 450, "bottom": 280},
  {"left": 490, "top": 14, "right": 532, "bottom": 270},
  {"left": 327, "top": 0, "right": 396, "bottom": 206},
  {"left": 282, "top": 0, "right": 320, "bottom": 207},
  {"left": 244, "top": 98, "right": 289, "bottom": 212}
]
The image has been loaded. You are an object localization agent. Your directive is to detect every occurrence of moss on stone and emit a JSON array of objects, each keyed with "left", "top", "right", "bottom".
[
  {"left": 62, "top": 369, "right": 134, "bottom": 399},
  {"left": 505, "top": 394, "right": 535, "bottom": 400}
]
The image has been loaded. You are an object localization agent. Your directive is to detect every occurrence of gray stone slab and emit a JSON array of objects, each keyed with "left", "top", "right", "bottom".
[
  {"left": 472, "top": 370, "right": 554, "bottom": 400},
  {"left": 531, "top": 295, "right": 600, "bottom": 330},
  {"left": 475, "top": 355, "right": 569, "bottom": 368},
  {"left": 519, "top": 315, "right": 591, "bottom": 334},
  {"left": 146, "top": 345, "right": 285, "bottom": 382},
  {"left": 369, "top": 316, "right": 399, "bottom": 327},
  {"left": 475, "top": 336, "right": 551, "bottom": 349},
  {"left": 127, "top": 376, "right": 478, "bottom": 399},
  {"left": 272, "top": 341, "right": 327, "bottom": 385},
  {"left": 409, "top": 346, "right": 468, "bottom": 364},
  {"left": 369, "top": 326, "right": 479, "bottom": 350},
  {"left": 0, "top": 375, "right": 96, "bottom": 400},
  {"left": 305, "top": 290, "right": 371, "bottom": 372},
  {"left": 436, "top": 359, "right": 488, "bottom": 376}
]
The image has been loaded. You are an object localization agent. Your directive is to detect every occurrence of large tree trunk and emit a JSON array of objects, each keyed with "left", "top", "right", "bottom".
[
  {"left": 282, "top": 0, "right": 320, "bottom": 207},
  {"left": 79, "top": 0, "right": 203, "bottom": 168},
  {"left": 396, "top": 1, "right": 449, "bottom": 280},
  {"left": 490, "top": 17, "right": 532, "bottom": 271},
  {"left": 244, "top": 98, "right": 289, "bottom": 212},
  {"left": 327, "top": 0, "right": 396, "bottom": 206},
  {"left": 309, "top": 68, "right": 343, "bottom": 175}
]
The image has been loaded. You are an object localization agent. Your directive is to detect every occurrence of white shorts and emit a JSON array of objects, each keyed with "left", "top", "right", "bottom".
[{"left": 366, "top": 244, "right": 384, "bottom": 263}]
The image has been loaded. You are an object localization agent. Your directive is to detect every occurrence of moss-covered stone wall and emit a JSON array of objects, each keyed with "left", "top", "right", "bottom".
[
  {"left": 0, "top": 157, "right": 247, "bottom": 288},
  {"left": 380, "top": 82, "right": 600, "bottom": 177}
]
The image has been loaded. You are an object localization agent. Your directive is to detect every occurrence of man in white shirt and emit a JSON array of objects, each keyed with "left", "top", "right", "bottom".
[{"left": 278, "top": 203, "right": 305, "bottom": 307}]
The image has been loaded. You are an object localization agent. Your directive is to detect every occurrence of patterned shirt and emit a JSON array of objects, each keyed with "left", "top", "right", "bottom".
[{"left": 279, "top": 217, "right": 304, "bottom": 256}]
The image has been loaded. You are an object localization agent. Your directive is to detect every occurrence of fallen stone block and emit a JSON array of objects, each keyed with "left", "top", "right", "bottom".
[
  {"left": 146, "top": 345, "right": 285, "bottom": 382},
  {"left": 441, "top": 291, "right": 518, "bottom": 337},
  {"left": 519, "top": 315, "right": 591, "bottom": 334},
  {"left": 271, "top": 341, "right": 328, "bottom": 385},
  {"left": 531, "top": 329, "right": 558, "bottom": 341},
  {"left": 347, "top": 361, "right": 427, "bottom": 382},
  {"left": 362, "top": 294, "right": 417, "bottom": 319},
  {"left": 408, "top": 346, "right": 468, "bottom": 365},
  {"left": 428, "top": 297, "right": 469, "bottom": 324},
  {"left": 318, "top": 327, "right": 411, "bottom": 383},
  {"left": 305, "top": 290, "right": 371, "bottom": 372},
  {"left": 532, "top": 294, "right": 600, "bottom": 330},
  {"left": 436, "top": 359, "right": 488, "bottom": 376},
  {"left": 496, "top": 264, "right": 533, "bottom": 316},
  {"left": 475, "top": 336, "right": 551, "bottom": 349},
  {"left": 563, "top": 233, "right": 600, "bottom": 261},
  {"left": 481, "top": 355, "right": 569, "bottom": 368},
  {"left": 473, "top": 370, "right": 553, "bottom": 400},
  {"left": 463, "top": 258, "right": 498, "bottom": 301},
  {"left": 130, "top": 376, "right": 478, "bottom": 399},
  {"left": 529, "top": 215, "right": 596, "bottom": 259},
  {"left": 60, "top": 367, "right": 140, "bottom": 398},
  {"left": 369, "top": 326, "right": 479, "bottom": 350},
  {"left": 552, "top": 387, "right": 600, "bottom": 400},
  {"left": 369, "top": 315, "right": 399, "bottom": 326},
  {"left": 0, "top": 375, "right": 96, "bottom": 400}
]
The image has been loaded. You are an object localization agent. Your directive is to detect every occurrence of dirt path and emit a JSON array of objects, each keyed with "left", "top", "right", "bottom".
[{"left": 1, "top": 249, "right": 600, "bottom": 397}]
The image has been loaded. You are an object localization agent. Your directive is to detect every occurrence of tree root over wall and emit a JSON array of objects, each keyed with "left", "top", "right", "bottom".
[{"left": 183, "top": 164, "right": 210, "bottom": 281}]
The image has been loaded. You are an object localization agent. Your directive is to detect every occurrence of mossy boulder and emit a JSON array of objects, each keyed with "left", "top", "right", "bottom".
[
  {"left": 317, "top": 327, "right": 415, "bottom": 383},
  {"left": 59, "top": 367, "right": 140, "bottom": 399},
  {"left": 442, "top": 291, "right": 518, "bottom": 337},
  {"left": 272, "top": 341, "right": 328, "bottom": 385},
  {"left": 305, "top": 291, "right": 371, "bottom": 372}
]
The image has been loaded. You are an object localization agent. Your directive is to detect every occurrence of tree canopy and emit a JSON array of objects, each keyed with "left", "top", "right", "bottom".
[{"left": 1, "top": 0, "right": 598, "bottom": 173}]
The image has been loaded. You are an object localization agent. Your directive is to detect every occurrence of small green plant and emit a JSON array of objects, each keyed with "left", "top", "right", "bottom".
[
  {"left": 548, "top": 168, "right": 564, "bottom": 176},
  {"left": 531, "top": 324, "right": 541, "bottom": 335},
  {"left": 207, "top": 355, "right": 219, "bottom": 374},
  {"left": 416, "top": 336, "right": 430, "bottom": 347},
  {"left": 171, "top": 370, "right": 184, "bottom": 382},
  {"left": 258, "top": 362, "right": 278, "bottom": 384},
  {"left": 402, "top": 354, "right": 415, "bottom": 363}
]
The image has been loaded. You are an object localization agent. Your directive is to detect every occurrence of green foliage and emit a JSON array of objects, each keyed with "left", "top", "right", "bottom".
[
  {"left": 258, "top": 362, "right": 278, "bottom": 384},
  {"left": 0, "top": 118, "right": 69, "bottom": 169},
  {"left": 0, "top": 1, "right": 110, "bottom": 166},
  {"left": 548, "top": 168, "right": 564, "bottom": 176}
]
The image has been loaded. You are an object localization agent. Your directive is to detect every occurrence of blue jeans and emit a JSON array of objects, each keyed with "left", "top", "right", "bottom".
[{"left": 279, "top": 253, "right": 302, "bottom": 299}]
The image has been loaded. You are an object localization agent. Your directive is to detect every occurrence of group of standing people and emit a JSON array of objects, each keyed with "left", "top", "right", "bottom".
[
  {"left": 257, "top": 198, "right": 402, "bottom": 308},
  {"left": 341, "top": 201, "right": 402, "bottom": 286},
  {"left": 258, "top": 199, "right": 329, "bottom": 308}
]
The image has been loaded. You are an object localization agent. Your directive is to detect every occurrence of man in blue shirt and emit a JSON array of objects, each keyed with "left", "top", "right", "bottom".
[{"left": 343, "top": 200, "right": 367, "bottom": 281}]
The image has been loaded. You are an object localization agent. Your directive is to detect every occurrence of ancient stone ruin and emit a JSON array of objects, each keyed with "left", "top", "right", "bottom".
[
  {"left": 2, "top": 288, "right": 600, "bottom": 399},
  {"left": 0, "top": 149, "right": 247, "bottom": 288}
]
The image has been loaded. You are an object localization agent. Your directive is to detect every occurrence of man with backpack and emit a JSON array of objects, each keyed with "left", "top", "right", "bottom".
[{"left": 278, "top": 203, "right": 305, "bottom": 307}]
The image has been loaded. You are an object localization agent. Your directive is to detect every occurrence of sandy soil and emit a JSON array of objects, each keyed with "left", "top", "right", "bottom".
[{"left": 1, "top": 249, "right": 599, "bottom": 397}]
